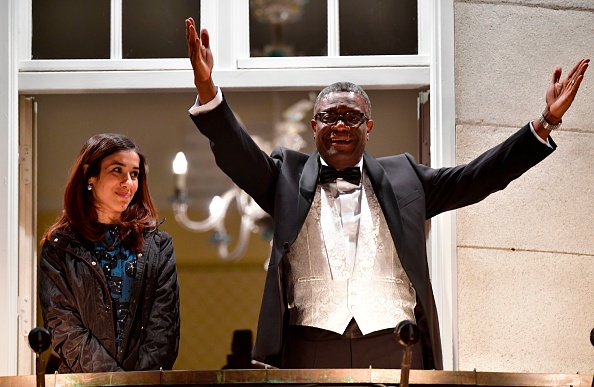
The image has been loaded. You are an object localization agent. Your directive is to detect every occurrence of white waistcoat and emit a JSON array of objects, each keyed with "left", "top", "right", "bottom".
[{"left": 284, "top": 175, "right": 417, "bottom": 335}]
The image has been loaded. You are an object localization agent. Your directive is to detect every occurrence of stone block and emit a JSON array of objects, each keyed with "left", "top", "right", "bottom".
[
  {"left": 454, "top": 2, "right": 594, "bottom": 130},
  {"left": 456, "top": 124, "right": 594, "bottom": 255},
  {"left": 457, "top": 247, "right": 594, "bottom": 373}
]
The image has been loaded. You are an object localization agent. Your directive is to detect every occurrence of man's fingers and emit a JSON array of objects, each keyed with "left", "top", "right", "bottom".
[
  {"left": 185, "top": 22, "right": 202, "bottom": 62},
  {"left": 568, "top": 58, "right": 589, "bottom": 79},
  {"left": 200, "top": 28, "right": 210, "bottom": 50},
  {"left": 575, "top": 75, "right": 584, "bottom": 89},
  {"left": 566, "top": 60, "right": 581, "bottom": 79},
  {"left": 551, "top": 66, "right": 562, "bottom": 85},
  {"left": 186, "top": 18, "right": 199, "bottom": 42},
  {"left": 565, "top": 59, "right": 589, "bottom": 95},
  {"left": 578, "top": 59, "right": 590, "bottom": 76}
]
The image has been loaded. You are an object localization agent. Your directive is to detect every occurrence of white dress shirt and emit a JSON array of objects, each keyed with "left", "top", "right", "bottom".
[{"left": 319, "top": 158, "right": 364, "bottom": 272}]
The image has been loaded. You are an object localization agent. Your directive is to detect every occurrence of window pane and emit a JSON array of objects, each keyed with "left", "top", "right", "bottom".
[
  {"left": 32, "top": 0, "right": 110, "bottom": 59},
  {"left": 250, "top": 0, "right": 327, "bottom": 57},
  {"left": 339, "top": 0, "right": 417, "bottom": 56},
  {"left": 123, "top": 0, "right": 200, "bottom": 59}
]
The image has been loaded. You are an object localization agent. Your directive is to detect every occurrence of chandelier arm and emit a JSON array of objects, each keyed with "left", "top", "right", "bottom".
[
  {"left": 172, "top": 202, "right": 222, "bottom": 232},
  {"left": 171, "top": 92, "right": 313, "bottom": 262},
  {"left": 171, "top": 187, "right": 239, "bottom": 232},
  {"left": 217, "top": 214, "right": 254, "bottom": 261}
]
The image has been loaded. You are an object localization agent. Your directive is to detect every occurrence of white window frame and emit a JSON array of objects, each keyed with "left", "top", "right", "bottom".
[
  {"left": 12, "top": 0, "right": 457, "bottom": 372},
  {"left": 234, "top": 0, "right": 431, "bottom": 69},
  {"left": 18, "top": 0, "right": 433, "bottom": 92}
]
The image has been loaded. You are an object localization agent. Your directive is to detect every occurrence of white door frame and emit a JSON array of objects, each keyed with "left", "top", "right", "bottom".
[{"left": 0, "top": 0, "right": 22, "bottom": 377}]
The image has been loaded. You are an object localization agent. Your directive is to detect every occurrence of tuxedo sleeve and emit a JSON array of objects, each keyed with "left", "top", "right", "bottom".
[
  {"left": 190, "top": 96, "right": 280, "bottom": 215},
  {"left": 417, "top": 123, "right": 556, "bottom": 218}
]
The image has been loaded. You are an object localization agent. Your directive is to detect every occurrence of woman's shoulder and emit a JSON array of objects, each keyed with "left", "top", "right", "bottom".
[
  {"left": 43, "top": 226, "right": 80, "bottom": 247},
  {"left": 144, "top": 221, "right": 173, "bottom": 243},
  {"left": 40, "top": 227, "right": 89, "bottom": 263},
  {"left": 141, "top": 225, "right": 175, "bottom": 262}
]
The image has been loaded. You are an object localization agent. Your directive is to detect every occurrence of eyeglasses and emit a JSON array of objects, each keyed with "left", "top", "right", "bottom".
[{"left": 315, "top": 111, "right": 368, "bottom": 127}]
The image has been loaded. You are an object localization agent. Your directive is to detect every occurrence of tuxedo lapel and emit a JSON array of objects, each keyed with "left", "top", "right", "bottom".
[{"left": 363, "top": 152, "right": 408, "bottom": 263}]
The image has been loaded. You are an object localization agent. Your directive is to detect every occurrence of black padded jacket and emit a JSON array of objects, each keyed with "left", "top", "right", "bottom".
[{"left": 39, "top": 226, "right": 180, "bottom": 373}]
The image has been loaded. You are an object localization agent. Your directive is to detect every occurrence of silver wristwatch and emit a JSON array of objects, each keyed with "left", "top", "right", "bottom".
[{"left": 538, "top": 112, "right": 562, "bottom": 131}]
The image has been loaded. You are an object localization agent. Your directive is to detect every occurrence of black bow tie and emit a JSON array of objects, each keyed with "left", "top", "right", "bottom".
[{"left": 319, "top": 165, "right": 361, "bottom": 186}]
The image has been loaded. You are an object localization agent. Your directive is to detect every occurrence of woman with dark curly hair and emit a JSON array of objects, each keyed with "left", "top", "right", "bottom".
[{"left": 39, "top": 133, "right": 180, "bottom": 373}]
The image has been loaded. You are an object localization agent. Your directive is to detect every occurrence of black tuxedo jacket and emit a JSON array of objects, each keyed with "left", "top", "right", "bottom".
[{"left": 191, "top": 97, "right": 555, "bottom": 369}]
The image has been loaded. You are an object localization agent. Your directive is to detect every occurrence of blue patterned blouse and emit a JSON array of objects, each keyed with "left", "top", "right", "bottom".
[{"left": 94, "top": 226, "right": 137, "bottom": 353}]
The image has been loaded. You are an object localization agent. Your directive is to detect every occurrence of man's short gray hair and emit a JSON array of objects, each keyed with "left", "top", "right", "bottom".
[{"left": 314, "top": 82, "right": 372, "bottom": 117}]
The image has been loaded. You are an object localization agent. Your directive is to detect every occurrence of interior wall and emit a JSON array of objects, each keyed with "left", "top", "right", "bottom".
[{"left": 33, "top": 88, "right": 421, "bottom": 369}]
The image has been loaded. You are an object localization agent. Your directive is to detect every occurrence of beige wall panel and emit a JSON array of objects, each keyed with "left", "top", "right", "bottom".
[
  {"left": 175, "top": 264, "right": 266, "bottom": 370},
  {"left": 454, "top": 2, "right": 594, "bottom": 130},
  {"left": 457, "top": 247, "right": 594, "bottom": 373},
  {"left": 456, "top": 125, "right": 594, "bottom": 255}
]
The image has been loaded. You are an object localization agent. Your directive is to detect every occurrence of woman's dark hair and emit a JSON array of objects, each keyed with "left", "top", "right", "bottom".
[{"left": 41, "top": 133, "right": 158, "bottom": 251}]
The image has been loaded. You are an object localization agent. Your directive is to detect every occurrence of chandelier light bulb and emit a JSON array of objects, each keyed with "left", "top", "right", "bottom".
[
  {"left": 172, "top": 152, "right": 188, "bottom": 175},
  {"left": 209, "top": 195, "right": 224, "bottom": 218}
]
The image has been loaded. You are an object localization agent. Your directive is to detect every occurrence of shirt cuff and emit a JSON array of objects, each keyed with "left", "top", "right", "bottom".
[
  {"left": 529, "top": 120, "right": 553, "bottom": 148},
  {"left": 188, "top": 87, "right": 223, "bottom": 116}
]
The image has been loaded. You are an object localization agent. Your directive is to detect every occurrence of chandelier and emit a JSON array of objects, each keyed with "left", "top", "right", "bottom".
[
  {"left": 171, "top": 93, "right": 315, "bottom": 264},
  {"left": 251, "top": 0, "right": 309, "bottom": 25},
  {"left": 250, "top": 0, "right": 310, "bottom": 57}
]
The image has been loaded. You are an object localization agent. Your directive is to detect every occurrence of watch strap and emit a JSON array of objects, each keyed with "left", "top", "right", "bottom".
[{"left": 539, "top": 111, "right": 562, "bottom": 130}]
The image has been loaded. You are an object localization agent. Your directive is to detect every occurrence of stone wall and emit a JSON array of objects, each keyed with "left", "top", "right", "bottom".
[{"left": 454, "top": 0, "right": 594, "bottom": 373}]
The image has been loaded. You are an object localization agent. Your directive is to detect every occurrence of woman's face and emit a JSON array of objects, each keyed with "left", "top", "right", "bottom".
[{"left": 87, "top": 150, "right": 140, "bottom": 224}]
